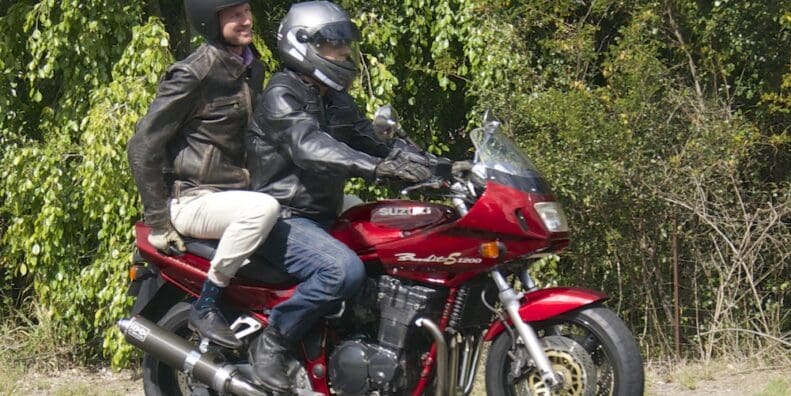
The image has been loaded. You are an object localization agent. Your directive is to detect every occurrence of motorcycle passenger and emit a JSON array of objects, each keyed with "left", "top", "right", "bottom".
[
  {"left": 244, "top": 1, "right": 436, "bottom": 392},
  {"left": 126, "top": 0, "right": 279, "bottom": 350}
]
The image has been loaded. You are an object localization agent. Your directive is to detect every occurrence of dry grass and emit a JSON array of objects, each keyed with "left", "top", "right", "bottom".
[
  {"left": 0, "top": 364, "right": 143, "bottom": 396},
  {"left": 646, "top": 359, "right": 791, "bottom": 396},
  {"left": 0, "top": 299, "right": 80, "bottom": 372}
]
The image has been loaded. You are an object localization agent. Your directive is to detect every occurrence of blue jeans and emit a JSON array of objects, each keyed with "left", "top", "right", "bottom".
[{"left": 257, "top": 216, "right": 366, "bottom": 341}]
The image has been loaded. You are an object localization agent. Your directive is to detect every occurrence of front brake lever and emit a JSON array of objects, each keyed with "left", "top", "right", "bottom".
[{"left": 400, "top": 177, "right": 446, "bottom": 197}]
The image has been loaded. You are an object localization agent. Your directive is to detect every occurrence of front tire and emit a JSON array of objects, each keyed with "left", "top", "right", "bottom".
[{"left": 485, "top": 305, "right": 644, "bottom": 396}]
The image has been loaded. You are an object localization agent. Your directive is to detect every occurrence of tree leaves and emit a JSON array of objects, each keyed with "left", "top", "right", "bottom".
[
  {"left": 0, "top": 0, "right": 788, "bottom": 367},
  {"left": 1, "top": 5, "right": 169, "bottom": 366}
]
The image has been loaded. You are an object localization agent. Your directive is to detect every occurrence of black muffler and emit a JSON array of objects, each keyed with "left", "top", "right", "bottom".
[{"left": 118, "top": 315, "right": 267, "bottom": 396}]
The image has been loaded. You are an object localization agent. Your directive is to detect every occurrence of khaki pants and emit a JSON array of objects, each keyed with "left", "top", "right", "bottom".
[{"left": 170, "top": 190, "right": 279, "bottom": 286}]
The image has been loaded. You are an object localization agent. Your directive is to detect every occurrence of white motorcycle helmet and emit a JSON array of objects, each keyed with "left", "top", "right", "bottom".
[{"left": 277, "top": 1, "right": 361, "bottom": 91}]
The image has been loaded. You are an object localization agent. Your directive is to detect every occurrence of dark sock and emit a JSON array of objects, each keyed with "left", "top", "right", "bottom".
[{"left": 194, "top": 279, "right": 223, "bottom": 311}]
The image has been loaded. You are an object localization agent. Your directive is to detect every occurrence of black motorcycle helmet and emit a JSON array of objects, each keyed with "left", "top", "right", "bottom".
[
  {"left": 184, "top": 0, "right": 249, "bottom": 42},
  {"left": 277, "top": 1, "right": 361, "bottom": 91}
]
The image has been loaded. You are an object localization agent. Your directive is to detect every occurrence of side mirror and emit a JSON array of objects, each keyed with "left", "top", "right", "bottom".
[
  {"left": 373, "top": 105, "right": 402, "bottom": 139},
  {"left": 482, "top": 109, "right": 501, "bottom": 128}
]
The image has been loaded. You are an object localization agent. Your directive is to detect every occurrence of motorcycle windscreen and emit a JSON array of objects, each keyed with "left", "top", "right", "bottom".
[{"left": 470, "top": 125, "right": 554, "bottom": 195}]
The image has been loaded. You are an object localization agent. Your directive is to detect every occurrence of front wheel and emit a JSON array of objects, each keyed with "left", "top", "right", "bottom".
[{"left": 485, "top": 305, "right": 644, "bottom": 396}]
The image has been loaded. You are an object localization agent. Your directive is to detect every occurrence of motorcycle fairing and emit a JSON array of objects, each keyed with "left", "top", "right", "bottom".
[
  {"left": 332, "top": 181, "right": 569, "bottom": 286},
  {"left": 482, "top": 287, "right": 608, "bottom": 341}
]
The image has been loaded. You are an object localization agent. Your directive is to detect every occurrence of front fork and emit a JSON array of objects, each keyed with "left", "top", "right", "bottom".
[{"left": 491, "top": 269, "right": 562, "bottom": 390}]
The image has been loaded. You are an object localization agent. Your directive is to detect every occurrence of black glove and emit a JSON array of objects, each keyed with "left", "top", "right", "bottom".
[
  {"left": 388, "top": 141, "right": 455, "bottom": 180},
  {"left": 375, "top": 150, "right": 432, "bottom": 182}
]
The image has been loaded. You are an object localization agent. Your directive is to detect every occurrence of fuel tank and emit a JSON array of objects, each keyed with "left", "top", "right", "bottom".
[{"left": 330, "top": 200, "right": 459, "bottom": 253}]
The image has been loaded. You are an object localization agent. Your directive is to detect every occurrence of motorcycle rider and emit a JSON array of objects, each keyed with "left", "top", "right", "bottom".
[
  {"left": 245, "top": 1, "right": 438, "bottom": 392},
  {"left": 126, "top": 0, "right": 279, "bottom": 349}
]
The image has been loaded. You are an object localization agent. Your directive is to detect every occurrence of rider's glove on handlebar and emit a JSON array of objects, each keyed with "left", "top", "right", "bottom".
[
  {"left": 375, "top": 149, "right": 432, "bottom": 183},
  {"left": 388, "top": 140, "right": 453, "bottom": 180},
  {"left": 148, "top": 223, "right": 186, "bottom": 254}
]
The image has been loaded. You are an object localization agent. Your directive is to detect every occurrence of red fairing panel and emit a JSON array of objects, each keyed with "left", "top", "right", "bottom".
[
  {"left": 134, "top": 222, "right": 295, "bottom": 311},
  {"left": 456, "top": 182, "right": 556, "bottom": 238},
  {"left": 483, "top": 287, "right": 608, "bottom": 341}
]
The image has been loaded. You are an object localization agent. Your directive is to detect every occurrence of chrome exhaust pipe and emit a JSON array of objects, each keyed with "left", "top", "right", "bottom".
[
  {"left": 118, "top": 316, "right": 267, "bottom": 396},
  {"left": 415, "top": 317, "right": 447, "bottom": 396}
]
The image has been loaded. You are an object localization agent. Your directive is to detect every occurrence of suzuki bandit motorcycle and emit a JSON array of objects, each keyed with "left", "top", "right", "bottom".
[{"left": 119, "top": 109, "right": 644, "bottom": 396}]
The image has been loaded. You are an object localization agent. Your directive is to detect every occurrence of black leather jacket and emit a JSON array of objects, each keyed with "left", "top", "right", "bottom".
[
  {"left": 247, "top": 69, "right": 392, "bottom": 221},
  {"left": 127, "top": 43, "right": 264, "bottom": 228}
]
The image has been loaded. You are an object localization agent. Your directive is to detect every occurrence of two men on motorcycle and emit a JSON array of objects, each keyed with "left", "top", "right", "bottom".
[{"left": 129, "top": 0, "right": 437, "bottom": 393}]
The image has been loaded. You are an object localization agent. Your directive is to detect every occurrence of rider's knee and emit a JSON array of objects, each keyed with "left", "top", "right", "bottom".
[
  {"left": 318, "top": 250, "right": 364, "bottom": 297},
  {"left": 240, "top": 193, "right": 279, "bottom": 230},
  {"left": 338, "top": 255, "right": 365, "bottom": 298}
]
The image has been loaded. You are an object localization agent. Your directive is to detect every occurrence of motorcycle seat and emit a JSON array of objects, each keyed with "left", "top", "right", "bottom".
[{"left": 182, "top": 238, "right": 297, "bottom": 286}]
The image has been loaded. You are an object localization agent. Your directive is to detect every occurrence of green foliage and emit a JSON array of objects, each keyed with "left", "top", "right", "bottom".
[
  {"left": 1, "top": 6, "right": 172, "bottom": 366},
  {"left": 1, "top": 0, "right": 789, "bottom": 368}
]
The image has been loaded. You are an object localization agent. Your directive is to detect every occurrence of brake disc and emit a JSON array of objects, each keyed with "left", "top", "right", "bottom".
[{"left": 511, "top": 336, "right": 597, "bottom": 396}]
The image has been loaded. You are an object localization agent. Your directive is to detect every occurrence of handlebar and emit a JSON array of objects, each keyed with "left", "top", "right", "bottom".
[{"left": 399, "top": 177, "right": 447, "bottom": 196}]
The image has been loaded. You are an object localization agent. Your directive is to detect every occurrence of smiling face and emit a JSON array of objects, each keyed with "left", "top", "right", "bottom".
[{"left": 219, "top": 3, "right": 253, "bottom": 50}]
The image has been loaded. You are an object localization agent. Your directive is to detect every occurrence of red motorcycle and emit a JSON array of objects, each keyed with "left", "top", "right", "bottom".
[{"left": 120, "top": 110, "right": 644, "bottom": 396}]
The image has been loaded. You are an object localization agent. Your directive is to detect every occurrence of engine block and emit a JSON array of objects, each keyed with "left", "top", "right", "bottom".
[
  {"left": 328, "top": 276, "right": 444, "bottom": 395},
  {"left": 376, "top": 276, "right": 443, "bottom": 350}
]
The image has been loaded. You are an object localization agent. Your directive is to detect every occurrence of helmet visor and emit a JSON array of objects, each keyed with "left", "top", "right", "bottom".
[
  {"left": 312, "top": 20, "right": 361, "bottom": 43},
  {"left": 314, "top": 40, "right": 360, "bottom": 65}
]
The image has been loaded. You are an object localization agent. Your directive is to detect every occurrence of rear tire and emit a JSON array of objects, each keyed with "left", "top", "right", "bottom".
[
  {"left": 485, "top": 305, "right": 644, "bottom": 396},
  {"left": 141, "top": 302, "right": 216, "bottom": 396}
]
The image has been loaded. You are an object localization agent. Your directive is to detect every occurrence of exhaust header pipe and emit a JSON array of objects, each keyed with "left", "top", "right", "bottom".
[
  {"left": 415, "top": 317, "right": 447, "bottom": 396},
  {"left": 118, "top": 315, "right": 267, "bottom": 396}
]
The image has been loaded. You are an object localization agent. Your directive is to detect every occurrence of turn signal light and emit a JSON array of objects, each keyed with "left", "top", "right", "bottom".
[
  {"left": 128, "top": 265, "right": 140, "bottom": 281},
  {"left": 480, "top": 242, "right": 502, "bottom": 259},
  {"left": 128, "top": 264, "right": 149, "bottom": 281}
]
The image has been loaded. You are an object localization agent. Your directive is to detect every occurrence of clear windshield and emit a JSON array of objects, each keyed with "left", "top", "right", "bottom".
[
  {"left": 469, "top": 122, "right": 552, "bottom": 194},
  {"left": 470, "top": 123, "right": 540, "bottom": 176}
]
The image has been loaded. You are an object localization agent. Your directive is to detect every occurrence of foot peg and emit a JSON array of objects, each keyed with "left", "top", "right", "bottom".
[{"left": 230, "top": 315, "right": 263, "bottom": 340}]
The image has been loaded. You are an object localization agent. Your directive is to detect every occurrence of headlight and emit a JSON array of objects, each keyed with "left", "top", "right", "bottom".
[{"left": 533, "top": 202, "right": 569, "bottom": 233}]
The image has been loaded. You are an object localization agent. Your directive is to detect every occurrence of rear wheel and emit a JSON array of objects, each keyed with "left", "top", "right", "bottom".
[
  {"left": 485, "top": 305, "right": 644, "bottom": 396},
  {"left": 141, "top": 302, "right": 217, "bottom": 396}
]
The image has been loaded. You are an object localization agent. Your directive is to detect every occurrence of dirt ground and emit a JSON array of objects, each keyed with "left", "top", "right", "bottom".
[
  {"left": 1, "top": 360, "right": 788, "bottom": 395},
  {"left": 645, "top": 361, "right": 790, "bottom": 396}
]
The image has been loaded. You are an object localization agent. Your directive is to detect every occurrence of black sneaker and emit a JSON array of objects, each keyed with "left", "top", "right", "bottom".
[{"left": 188, "top": 305, "right": 242, "bottom": 349}]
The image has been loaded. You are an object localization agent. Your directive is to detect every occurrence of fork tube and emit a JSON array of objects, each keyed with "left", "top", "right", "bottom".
[
  {"left": 448, "top": 335, "right": 461, "bottom": 395},
  {"left": 450, "top": 182, "right": 469, "bottom": 216},
  {"left": 458, "top": 336, "right": 472, "bottom": 389},
  {"left": 490, "top": 270, "right": 561, "bottom": 389},
  {"left": 462, "top": 336, "right": 483, "bottom": 394}
]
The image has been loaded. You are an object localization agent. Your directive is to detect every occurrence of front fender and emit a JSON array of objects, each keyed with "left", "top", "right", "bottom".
[{"left": 483, "top": 287, "right": 608, "bottom": 341}]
